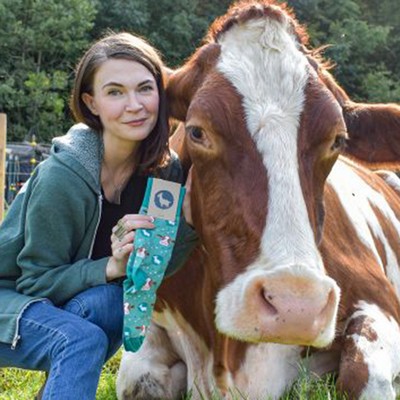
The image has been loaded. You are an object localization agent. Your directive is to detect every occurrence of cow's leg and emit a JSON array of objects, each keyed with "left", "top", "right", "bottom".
[
  {"left": 116, "top": 321, "right": 186, "bottom": 400},
  {"left": 337, "top": 302, "right": 400, "bottom": 400}
]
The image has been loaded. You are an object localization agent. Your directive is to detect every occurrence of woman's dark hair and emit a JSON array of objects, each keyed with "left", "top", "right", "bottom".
[{"left": 70, "top": 32, "right": 170, "bottom": 171}]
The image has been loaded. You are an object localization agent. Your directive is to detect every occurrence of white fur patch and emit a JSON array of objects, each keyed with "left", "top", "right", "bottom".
[
  {"left": 377, "top": 170, "right": 400, "bottom": 195},
  {"left": 349, "top": 301, "right": 400, "bottom": 399},
  {"left": 217, "top": 12, "right": 323, "bottom": 273},
  {"left": 328, "top": 159, "right": 400, "bottom": 296},
  {"left": 232, "top": 343, "right": 302, "bottom": 399}
]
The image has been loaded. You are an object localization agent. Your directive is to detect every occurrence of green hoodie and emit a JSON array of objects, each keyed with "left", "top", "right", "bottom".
[{"left": 0, "top": 124, "right": 197, "bottom": 347}]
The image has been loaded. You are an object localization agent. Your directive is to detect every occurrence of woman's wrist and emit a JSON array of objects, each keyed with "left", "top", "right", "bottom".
[{"left": 106, "top": 257, "right": 122, "bottom": 281}]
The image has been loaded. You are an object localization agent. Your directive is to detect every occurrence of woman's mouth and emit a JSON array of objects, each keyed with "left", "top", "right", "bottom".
[{"left": 124, "top": 118, "right": 147, "bottom": 127}]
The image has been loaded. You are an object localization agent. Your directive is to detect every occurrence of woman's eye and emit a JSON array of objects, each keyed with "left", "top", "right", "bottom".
[
  {"left": 140, "top": 85, "right": 154, "bottom": 92},
  {"left": 331, "top": 135, "right": 347, "bottom": 152},
  {"left": 107, "top": 89, "right": 122, "bottom": 96}
]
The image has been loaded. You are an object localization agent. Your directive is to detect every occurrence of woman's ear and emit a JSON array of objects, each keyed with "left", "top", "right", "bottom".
[{"left": 81, "top": 93, "right": 99, "bottom": 116}]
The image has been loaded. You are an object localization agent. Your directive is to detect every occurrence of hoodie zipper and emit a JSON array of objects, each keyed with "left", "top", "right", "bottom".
[
  {"left": 12, "top": 194, "right": 103, "bottom": 349},
  {"left": 11, "top": 298, "right": 45, "bottom": 349},
  {"left": 88, "top": 193, "right": 103, "bottom": 258}
]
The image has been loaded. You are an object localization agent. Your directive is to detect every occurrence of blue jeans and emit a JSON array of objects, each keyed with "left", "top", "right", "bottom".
[{"left": 0, "top": 284, "right": 123, "bottom": 400}]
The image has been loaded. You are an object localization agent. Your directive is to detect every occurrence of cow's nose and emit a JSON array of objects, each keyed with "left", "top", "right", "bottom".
[{"left": 250, "top": 267, "right": 339, "bottom": 347}]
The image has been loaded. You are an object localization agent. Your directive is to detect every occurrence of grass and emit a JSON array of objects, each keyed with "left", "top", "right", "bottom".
[
  {"left": 0, "top": 351, "right": 121, "bottom": 400},
  {"left": 0, "top": 349, "right": 349, "bottom": 400},
  {"left": 281, "top": 366, "right": 346, "bottom": 400}
]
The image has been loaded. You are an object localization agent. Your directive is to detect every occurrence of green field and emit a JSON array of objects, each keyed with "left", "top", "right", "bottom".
[
  {"left": 0, "top": 349, "right": 348, "bottom": 400},
  {"left": 0, "top": 351, "right": 120, "bottom": 400}
]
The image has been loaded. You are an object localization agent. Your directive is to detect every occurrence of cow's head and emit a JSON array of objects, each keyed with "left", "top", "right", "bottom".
[{"left": 167, "top": 1, "right": 342, "bottom": 348}]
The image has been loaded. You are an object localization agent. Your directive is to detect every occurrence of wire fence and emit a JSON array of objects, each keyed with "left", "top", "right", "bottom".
[{"left": 5, "top": 141, "right": 50, "bottom": 208}]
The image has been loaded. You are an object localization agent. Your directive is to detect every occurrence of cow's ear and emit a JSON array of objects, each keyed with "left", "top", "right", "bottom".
[
  {"left": 317, "top": 67, "right": 350, "bottom": 108},
  {"left": 318, "top": 66, "right": 400, "bottom": 169},
  {"left": 166, "top": 43, "right": 221, "bottom": 121},
  {"left": 166, "top": 67, "right": 192, "bottom": 121},
  {"left": 342, "top": 102, "right": 400, "bottom": 169},
  {"left": 162, "top": 66, "right": 174, "bottom": 83}
]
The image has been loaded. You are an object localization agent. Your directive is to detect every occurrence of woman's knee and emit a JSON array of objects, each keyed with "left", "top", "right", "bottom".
[
  {"left": 52, "top": 318, "right": 109, "bottom": 362},
  {"left": 62, "top": 285, "right": 123, "bottom": 358},
  {"left": 64, "top": 284, "right": 123, "bottom": 337},
  {"left": 64, "top": 285, "right": 122, "bottom": 319}
]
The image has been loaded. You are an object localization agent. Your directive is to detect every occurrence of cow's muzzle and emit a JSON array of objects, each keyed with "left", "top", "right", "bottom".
[{"left": 215, "top": 265, "right": 340, "bottom": 348}]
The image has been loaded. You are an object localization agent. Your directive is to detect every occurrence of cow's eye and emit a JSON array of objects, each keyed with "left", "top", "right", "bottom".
[
  {"left": 186, "top": 126, "right": 204, "bottom": 143},
  {"left": 331, "top": 135, "right": 347, "bottom": 152}
]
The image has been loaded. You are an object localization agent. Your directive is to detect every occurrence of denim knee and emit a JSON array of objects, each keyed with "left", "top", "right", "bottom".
[
  {"left": 50, "top": 318, "right": 109, "bottom": 366},
  {"left": 62, "top": 284, "right": 123, "bottom": 360}
]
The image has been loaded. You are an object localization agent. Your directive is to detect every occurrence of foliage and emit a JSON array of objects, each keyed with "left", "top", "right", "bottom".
[
  {"left": 0, "top": 0, "right": 96, "bottom": 142},
  {"left": 1, "top": 0, "right": 400, "bottom": 142},
  {"left": 286, "top": 0, "right": 400, "bottom": 102},
  {"left": 92, "top": 0, "right": 232, "bottom": 67}
]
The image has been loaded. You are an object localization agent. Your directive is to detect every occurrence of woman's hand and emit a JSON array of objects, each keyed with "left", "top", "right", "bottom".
[
  {"left": 183, "top": 167, "right": 194, "bottom": 227},
  {"left": 105, "top": 214, "right": 155, "bottom": 281}
]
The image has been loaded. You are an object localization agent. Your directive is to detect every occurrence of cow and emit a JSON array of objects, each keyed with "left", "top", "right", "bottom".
[{"left": 116, "top": 1, "right": 400, "bottom": 399}]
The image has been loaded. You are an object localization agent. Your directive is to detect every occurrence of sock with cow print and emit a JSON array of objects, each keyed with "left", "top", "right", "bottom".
[{"left": 122, "top": 177, "right": 185, "bottom": 352}]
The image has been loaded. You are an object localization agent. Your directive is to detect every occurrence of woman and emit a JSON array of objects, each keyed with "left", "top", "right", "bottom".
[{"left": 0, "top": 32, "right": 197, "bottom": 399}]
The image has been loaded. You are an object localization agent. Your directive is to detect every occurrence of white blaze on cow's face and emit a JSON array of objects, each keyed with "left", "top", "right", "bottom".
[{"left": 213, "top": 13, "right": 341, "bottom": 347}]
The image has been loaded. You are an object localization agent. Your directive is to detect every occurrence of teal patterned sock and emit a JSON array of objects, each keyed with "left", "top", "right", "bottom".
[{"left": 123, "top": 178, "right": 185, "bottom": 352}]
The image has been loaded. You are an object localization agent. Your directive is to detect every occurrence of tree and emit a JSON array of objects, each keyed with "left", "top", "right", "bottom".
[
  {"left": 0, "top": 0, "right": 96, "bottom": 142},
  {"left": 92, "top": 0, "right": 231, "bottom": 67},
  {"left": 286, "top": 0, "right": 400, "bottom": 102},
  {"left": 1, "top": 0, "right": 399, "bottom": 143}
]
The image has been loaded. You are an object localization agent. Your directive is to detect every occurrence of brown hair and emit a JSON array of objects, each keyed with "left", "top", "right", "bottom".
[{"left": 70, "top": 32, "right": 170, "bottom": 171}]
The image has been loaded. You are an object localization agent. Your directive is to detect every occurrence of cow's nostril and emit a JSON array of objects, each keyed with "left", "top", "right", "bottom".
[{"left": 260, "top": 290, "right": 278, "bottom": 315}]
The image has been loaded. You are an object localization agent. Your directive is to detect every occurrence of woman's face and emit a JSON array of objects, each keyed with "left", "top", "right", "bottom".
[{"left": 82, "top": 58, "right": 159, "bottom": 146}]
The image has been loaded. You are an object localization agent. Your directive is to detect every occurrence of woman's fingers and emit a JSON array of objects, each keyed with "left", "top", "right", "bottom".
[
  {"left": 110, "top": 214, "right": 155, "bottom": 260},
  {"left": 113, "top": 242, "right": 134, "bottom": 260},
  {"left": 112, "top": 215, "right": 155, "bottom": 239},
  {"left": 111, "top": 231, "right": 135, "bottom": 248},
  {"left": 111, "top": 231, "right": 134, "bottom": 259}
]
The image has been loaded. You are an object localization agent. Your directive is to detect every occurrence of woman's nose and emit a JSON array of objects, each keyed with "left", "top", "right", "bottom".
[{"left": 125, "top": 93, "right": 143, "bottom": 112}]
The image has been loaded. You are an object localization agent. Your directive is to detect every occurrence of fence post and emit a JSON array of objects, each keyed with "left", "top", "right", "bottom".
[{"left": 0, "top": 113, "right": 6, "bottom": 223}]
